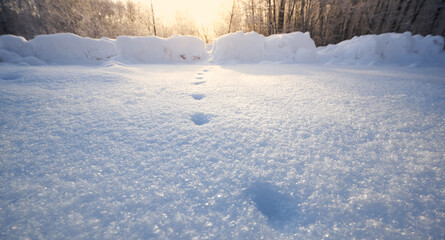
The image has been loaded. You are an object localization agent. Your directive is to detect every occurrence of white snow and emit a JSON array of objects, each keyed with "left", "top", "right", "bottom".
[
  {"left": 211, "top": 31, "right": 267, "bottom": 63},
  {"left": 265, "top": 32, "right": 317, "bottom": 63},
  {"left": 117, "top": 35, "right": 206, "bottom": 63},
  {"left": 1, "top": 31, "right": 443, "bottom": 66},
  {"left": 0, "top": 33, "right": 116, "bottom": 64},
  {"left": 0, "top": 35, "right": 45, "bottom": 65},
  {"left": 1, "top": 63, "right": 444, "bottom": 239},
  {"left": 0, "top": 33, "right": 206, "bottom": 65},
  {"left": 31, "top": 33, "right": 117, "bottom": 64},
  {"left": 1, "top": 31, "right": 445, "bottom": 239},
  {"left": 317, "top": 32, "right": 445, "bottom": 66},
  {"left": 211, "top": 31, "right": 317, "bottom": 63}
]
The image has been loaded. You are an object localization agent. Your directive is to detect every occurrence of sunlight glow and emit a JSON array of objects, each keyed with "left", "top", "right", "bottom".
[{"left": 147, "top": 0, "right": 230, "bottom": 27}]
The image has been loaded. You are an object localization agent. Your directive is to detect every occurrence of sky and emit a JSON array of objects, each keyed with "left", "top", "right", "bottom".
[{"left": 135, "top": 0, "right": 231, "bottom": 27}]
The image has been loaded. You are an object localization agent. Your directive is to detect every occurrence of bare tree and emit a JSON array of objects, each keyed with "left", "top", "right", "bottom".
[
  {"left": 150, "top": 0, "right": 157, "bottom": 36},
  {"left": 277, "top": 0, "right": 286, "bottom": 33},
  {"left": 228, "top": 0, "right": 238, "bottom": 33}
]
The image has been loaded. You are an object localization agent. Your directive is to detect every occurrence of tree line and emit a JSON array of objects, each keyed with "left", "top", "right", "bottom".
[
  {"left": 218, "top": 0, "right": 445, "bottom": 45},
  {"left": 1, "top": 0, "right": 444, "bottom": 46},
  {"left": 0, "top": 0, "right": 203, "bottom": 40}
]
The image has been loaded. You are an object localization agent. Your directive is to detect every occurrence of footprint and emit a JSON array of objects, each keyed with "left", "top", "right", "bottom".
[
  {"left": 1, "top": 73, "right": 21, "bottom": 81},
  {"left": 191, "top": 94, "right": 205, "bottom": 100},
  {"left": 191, "top": 112, "right": 211, "bottom": 126},
  {"left": 203, "top": 69, "right": 209, "bottom": 72},
  {"left": 192, "top": 81, "right": 206, "bottom": 85},
  {"left": 195, "top": 77, "right": 203, "bottom": 80},
  {"left": 197, "top": 72, "right": 204, "bottom": 75},
  {"left": 246, "top": 182, "right": 301, "bottom": 227}
]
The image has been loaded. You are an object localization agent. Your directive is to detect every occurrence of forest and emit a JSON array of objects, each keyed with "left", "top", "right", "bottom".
[{"left": 1, "top": 0, "right": 444, "bottom": 46}]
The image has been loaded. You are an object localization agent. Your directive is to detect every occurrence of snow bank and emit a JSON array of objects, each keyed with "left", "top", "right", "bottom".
[
  {"left": 317, "top": 32, "right": 445, "bottom": 65},
  {"left": 266, "top": 32, "right": 317, "bottom": 62},
  {"left": 0, "top": 33, "right": 206, "bottom": 65},
  {"left": 0, "top": 33, "right": 116, "bottom": 64},
  {"left": 31, "top": 33, "right": 117, "bottom": 63},
  {"left": 117, "top": 35, "right": 206, "bottom": 63},
  {"left": 212, "top": 31, "right": 444, "bottom": 65},
  {"left": 211, "top": 32, "right": 266, "bottom": 63},
  {"left": 211, "top": 31, "right": 316, "bottom": 63},
  {"left": 0, "top": 31, "right": 444, "bottom": 66},
  {"left": 0, "top": 35, "right": 45, "bottom": 65},
  {"left": 0, "top": 35, "right": 34, "bottom": 57}
]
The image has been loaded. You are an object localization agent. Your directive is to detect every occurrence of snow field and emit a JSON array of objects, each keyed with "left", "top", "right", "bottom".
[
  {"left": 1, "top": 63, "right": 444, "bottom": 239},
  {"left": 1, "top": 31, "right": 444, "bottom": 66}
]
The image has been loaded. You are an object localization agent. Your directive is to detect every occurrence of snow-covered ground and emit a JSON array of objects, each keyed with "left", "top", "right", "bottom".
[{"left": 1, "top": 62, "right": 444, "bottom": 239}]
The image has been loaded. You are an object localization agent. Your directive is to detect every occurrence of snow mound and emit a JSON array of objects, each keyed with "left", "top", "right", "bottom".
[
  {"left": 32, "top": 33, "right": 117, "bottom": 63},
  {"left": 212, "top": 31, "right": 266, "bottom": 63},
  {"left": 0, "top": 33, "right": 116, "bottom": 64},
  {"left": 117, "top": 35, "right": 206, "bottom": 63},
  {"left": 0, "top": 35, "right": 44, "bottom": 65},
  {"left": 0, "top": 35, "right": 34, "bottom": 57},
  {"left": 211, "top": 31, "right": 316, "bottom": 63},
  {"left": 0, "top": 33, "right": 206, "bottom": 65},
  {"left": 317, "top": 32, "right": 445, "bottom": 66},
  {"left": 266, "top": 32, "right": 317, "bottom": 62}
]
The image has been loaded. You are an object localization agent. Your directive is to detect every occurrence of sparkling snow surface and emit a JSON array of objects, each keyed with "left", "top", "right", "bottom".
[{"left": 1, "top": 63, "right": 444, "bottom": 239}]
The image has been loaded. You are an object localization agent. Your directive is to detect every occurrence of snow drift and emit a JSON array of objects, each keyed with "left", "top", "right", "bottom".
[
  {"left": 117, "top": 35, "right": 206, "bottom": 63},
  {"left": 211, "top": 31, "right": 266, "bottom": 63},
  {"left": 0, "top": 33, "right": 206, "bottom": 65},
  {"left": 0, "top": 34, "right": 116, "bottom": 65},
  {"left": 33, "top": 34, "right": 117, "bottom": 64},
  {"left": 211, "top": 31, "right": 317, "bottom": 63},
  {"left": 317, "top": 32, "right": 445, "bottom": 65},
  {"left": 0, "top": 31, "right": 444, "bottom": 66},
  {"left": 0, "top": 35, "right": 45, "bottom": 65}
]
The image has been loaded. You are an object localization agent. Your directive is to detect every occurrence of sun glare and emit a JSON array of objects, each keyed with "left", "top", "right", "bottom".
[{"left": 150, "top": 0, "right": 230, "bottom": 27}]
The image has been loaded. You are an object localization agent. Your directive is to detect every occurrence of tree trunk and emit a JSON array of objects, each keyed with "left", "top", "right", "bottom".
[
  {"left": 411, "top": 0, "right": 426, "bottom": 26},
  {"left": 150, "top": 0, "right": 157, "bottom": 36},
  {"left": 277, "top": 0, "right": 286, "bottom": 33},
  {"left": 273, "top": 0, "right": 277, "bottom": 33},
  {"left": 0, "top": 2, "right": 10, "bottom": 35},
  {"left": 251, "top": 0, "right": 255, "bottom": 32},
  {"left": 301, "top": 0, "right": 306, "bottom": 31},
  {"left": 228, "top": 0, "right": 236, "bottom": 33},
  {"left": 430, "top": 0, "right": 445, "bottom": 35},
  {"left": 268, "top": 0, "right": 273, "bottom": 34},
  {"left": 286, "top": 0, "right": 297, "bottom": 32}
]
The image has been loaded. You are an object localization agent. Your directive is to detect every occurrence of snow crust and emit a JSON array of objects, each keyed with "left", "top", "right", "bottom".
[
  {"left": 1, "top": 64, "right": 444, "bottom": 239},
  {"left": 1, "top": 31, "right": 444, "bottom": 66}
]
